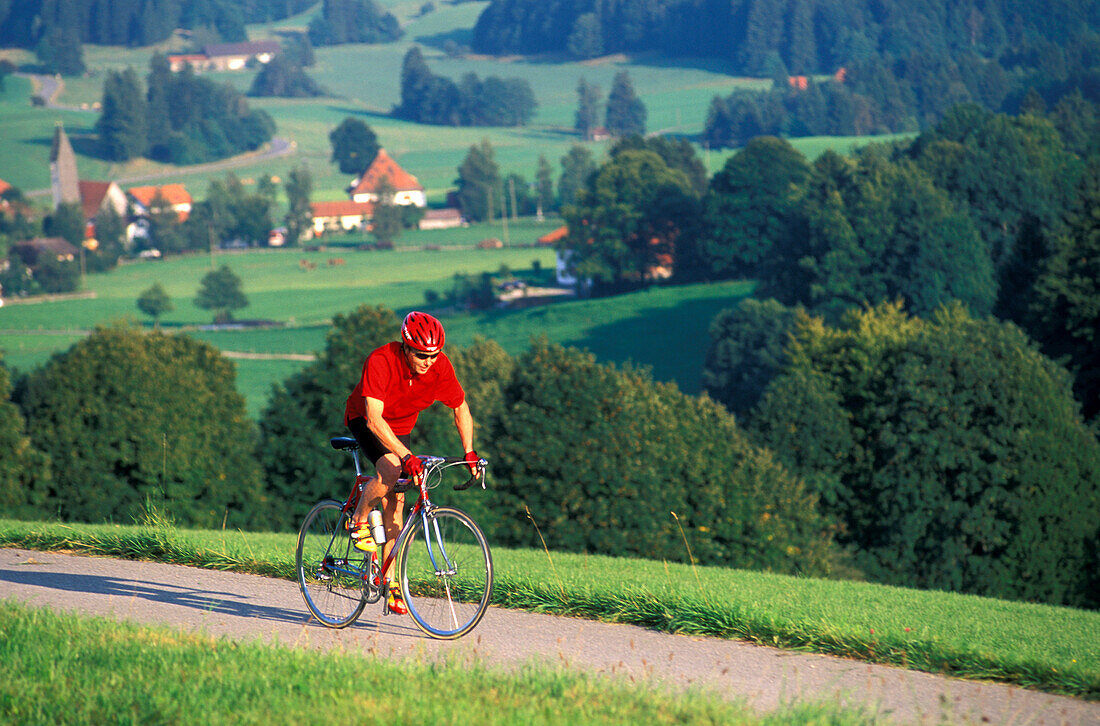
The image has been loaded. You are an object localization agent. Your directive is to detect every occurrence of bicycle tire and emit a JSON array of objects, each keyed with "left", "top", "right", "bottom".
[
  {"left": 296, "top": 499, "right": 369, "bottom": 628},
  {"left": 397, "top": 506, "right": 493, "bottom": 639}
]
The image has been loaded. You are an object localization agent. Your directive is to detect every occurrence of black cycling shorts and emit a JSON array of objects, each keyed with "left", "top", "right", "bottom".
[{"left": 347, "top": 416, "right": 411, "bottom": 468}]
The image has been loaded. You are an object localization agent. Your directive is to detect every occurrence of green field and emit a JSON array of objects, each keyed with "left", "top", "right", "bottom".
[
  {"left": 0, "top": 0, "right": 915, "bottom": 206},
  {"left": 2, "top": 517, "right": 1097, "bottom": 700}
]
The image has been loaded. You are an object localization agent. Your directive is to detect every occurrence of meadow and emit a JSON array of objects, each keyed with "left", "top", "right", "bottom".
[{"left": 2, "top": 516, "right": 1097, "bottom": 701}]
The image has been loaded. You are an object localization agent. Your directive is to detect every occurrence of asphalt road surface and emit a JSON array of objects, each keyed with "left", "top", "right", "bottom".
[{"left": 1, "top": 548, "right": 1096, "bottom": 725}]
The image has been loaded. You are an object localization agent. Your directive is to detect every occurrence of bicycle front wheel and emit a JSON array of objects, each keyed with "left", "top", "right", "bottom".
[
  {"left": 398, "top": 506, "right": 493, "bottom": 639},
  {"left": 296, "top": 499, "right": 369, "bottom": 628}
]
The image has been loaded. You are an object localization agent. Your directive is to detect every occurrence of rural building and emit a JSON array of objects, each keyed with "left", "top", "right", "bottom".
[
  {"left": 418, "top": 208, "right": 465, "bottom": 230},
  {"left": 348, "top": 149, "right": 426, "bottom": 207},
  {"left": 49, "top": 124, "right": 80, "bottom": 209},
  {"left": 310, "top": 200, "right": 375, "bottom": 235},
  {"left": 127, "top": 184, "right": 193, "bottom": 222},
  {"left": 167, "top": 41, "right": 281, "bottom": 72},
  {"left": 12, "top": 237, "right": 78, "bottom": 265},
  {"left": 78, "top": 180, "right": 128, "bottom": 246}
]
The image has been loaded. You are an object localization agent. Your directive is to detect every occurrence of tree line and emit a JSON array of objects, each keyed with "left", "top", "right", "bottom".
[
  {"left": 1, "top": 296, "right": 1095, "bottom": 609},
  {"left": 98, "top": 54, "right": 274, "bottom": 164},
  {"left": 394, "top": 46, "right": 537, "bottom": 127},
  {"left": 0, "top": 0, "right": 316, "bottom": 50}
]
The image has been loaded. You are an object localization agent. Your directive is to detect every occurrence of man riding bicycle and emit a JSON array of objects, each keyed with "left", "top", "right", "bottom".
[{"left": 344, "top": 311, "right": 479, "bottom": 615}]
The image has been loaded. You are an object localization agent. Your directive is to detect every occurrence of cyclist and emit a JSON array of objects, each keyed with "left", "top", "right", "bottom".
[{"left": 344, "top": 311, "right": 479, "bottom": 615}]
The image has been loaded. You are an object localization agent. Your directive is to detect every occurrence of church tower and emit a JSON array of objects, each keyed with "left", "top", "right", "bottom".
[{"left": 50, "top": 123, "right": 81, "bottom": 209}]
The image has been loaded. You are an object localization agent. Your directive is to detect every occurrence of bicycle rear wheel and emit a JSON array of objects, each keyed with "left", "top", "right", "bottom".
[
  {"left": 398, "top": 506, "right": 493, "bottom": 639},
  {"left": 296, "top": 499, "right": 369, "bottom": 628}
]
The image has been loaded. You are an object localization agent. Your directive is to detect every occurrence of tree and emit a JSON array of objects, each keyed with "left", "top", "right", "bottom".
[
  {"left": 750, "top": 302, "right": 1100, "bottom": 607},
  {"left": 698, "top": 137, "right": 812, "bottom": 279},
  {"left": 195, "top": 265, "right": 248, "bottom": 323},
  {"left": 455, "top": 139, "right": 500, "bottom": 222},
  {"left": 97, "top": 67, "right": 148, "bottom": 162},
  {"left": 371, "top": 176, "right": 403, "bottom": 248},
  {"left": 561, "top": 149, "right": 698, "bottom": 292},
  {"left": 566, "top": 13, "right": 603, "bottom": 59},
  {"left": 605, "top": 71, "right": 646, "bottom": 137},
  {"left": 702, "top": 298, "right": 803, "bottom": 417},
  {"left": 145, "top": 53, "right": 172, "bottom": 161},
  {"left": 137, "top": 283, "right": 173, "bottom": 327},
  {"left": 16, "top": 323, "right": 265, "bottom": 528},
  {"left": 485, "top": 339, "right": 841, "bottom": 572},
  {"left": 43, "top": 202, "right": 85, "bottom": 247},
  {"left": 0, "top": 357, "right": 52, "bottom": 520},
  {"left": 1026, "top": 158, "right": 1100, "bottom": 421},
  {"left": 257, "top": 305, "right": 400, "bottom": 530},
  {"left": 758, "top": 149, "right": 995, "bottom": 321},
  {"left": 329, "top": 117, "right": 379, "bottom": 176},
  {"left": 248, "top": 54, "right": 325, "bottom": 97},
  {"left": 284, "top": 165, "right": 313, "bottom": 246},
  {"left": 558, "top": 144, "right": 595, "bottom": 208},
  {"left": 395, "top": 45, "right": 433, "bottom": 121},
  {"left": 535, "top": 154, "right": 555, "bottom": 214},
  {"left": 35, "top": 26, "right": 84, "bottom": 76}
]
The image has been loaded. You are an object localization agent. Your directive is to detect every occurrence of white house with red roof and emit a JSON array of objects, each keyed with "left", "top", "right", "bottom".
[
  {"left": 127, "top": 184, "right": 193, "bottom": 222},
  {"left": 347, "top": 149, "right": 426, "bottom": 207},
  {"left": 309, "top": 200, "right": 375, "bottom": 235}
]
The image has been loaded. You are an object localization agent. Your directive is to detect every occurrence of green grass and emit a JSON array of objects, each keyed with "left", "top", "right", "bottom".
[
  {"left": 0, "top": 600, "right": 879, "bottom": 726},
  {"left": 1, "top": 516, "right": 1097, "bottom": 700}
]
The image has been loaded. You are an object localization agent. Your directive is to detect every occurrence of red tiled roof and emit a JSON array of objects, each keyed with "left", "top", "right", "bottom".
[
  {"left": 349, "top": 149, "right": 423, "bottom": 195},
  {"left": 0, "top": 178, "right": 11, "bottom": 196},
  {"left": 79, "top": 180, "right": 112, "bottom": 220},
  {"left": 311, "top": 200, "right": 375, "bottom": 217},
  {"left": 128, "top": 184, "right": 192, "bottom": 208},
  {"left": 537, "top": 226, "right": 568, "bottom": 244}
]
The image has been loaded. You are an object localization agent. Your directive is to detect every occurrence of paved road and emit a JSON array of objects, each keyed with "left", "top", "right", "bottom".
[{"left": 2, "top": 549, "right": 1096, "bottom": 725}]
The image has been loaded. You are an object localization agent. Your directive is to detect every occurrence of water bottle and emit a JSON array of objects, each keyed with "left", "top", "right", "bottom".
[{"left": 368, "top": 509, "right": 386, "bottom": 544}]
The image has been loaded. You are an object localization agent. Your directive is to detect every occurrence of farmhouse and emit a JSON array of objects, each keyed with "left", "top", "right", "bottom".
[
  {"left": 348, "top": 149, "right": 426, "bottom": 207},
  {"left": 418, "top": 208, "right": 465, "bottom": 230},
  {"left": 12, "top": 237, "right": 78, "bottom": 264},
  {"left": 78, "top": 180, "right": 128, "bottom": 245},
  {"left": 310, "top": 200, "right": 375, "bottom": 235},
  {"left": 167, "top": 41, "right": 281, "bottom": 72},
  {"left": 127, "top": 184, "right": 193, "bottom": 222}
]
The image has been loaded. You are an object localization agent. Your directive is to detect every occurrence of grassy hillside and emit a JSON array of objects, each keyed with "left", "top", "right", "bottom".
[{"left": 2, "top": 517, "right": 1097, "bottom": 700}]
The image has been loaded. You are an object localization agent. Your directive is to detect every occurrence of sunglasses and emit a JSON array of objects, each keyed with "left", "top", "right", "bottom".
[{"left": 406, "top": 347, "right": 439, "bottom": 361}]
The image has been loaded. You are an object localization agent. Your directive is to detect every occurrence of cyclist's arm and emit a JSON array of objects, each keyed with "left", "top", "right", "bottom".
[
  {"left": 452, "top": 400, "right": 474, "bottom": 454},
  {"left": 365, "top": 396, "right": 412, "bottom": 461}
]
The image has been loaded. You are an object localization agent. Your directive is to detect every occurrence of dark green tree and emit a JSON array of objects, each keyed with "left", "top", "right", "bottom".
[
  {"left": 486, "top": 339, "right": 841, "bottom": 572},
  {"left": 751, "top": 302, "right": 1100, "bottom": 607},
  {"left": 455, "top": 139, "right": 501, "bottom": 222},
  {"left": 195, "top": 265, "right": 248, "bottom": 323},
  {"left": 257, "top": 305, "right": 399, "bottom": 530},
  {"left": 558, "top": 144, "right": 595, "bottom": 208},
  {"left": 535, "top": 154, "right": 555, "bottom": 214},
  {"left": 605, "top": 71, "right": 646, "bottom": 137},
  {"left": 34, "top": 26, "right": 84, "bottom": 76},
  {"left": 16, "top": 323, "right": 265, "bottom": 528},
  {"left": 1026, "top": 158, "right": 1100, "bottom": 421},
  {"left": 575, "top": 77, "right": 602, "bottom": 140},
  {"left": 137, "top": 282, "right": 173, "bottom": 327},
  {"left": 248, "top": 54, "right": 325, "bottom": 98},
  {"left": 702, "top": 298, "right": 803, "bottom": 417},
  {"left": 329, "top": 117, "right": 380, "bottom": 176},
  {"left": 0, "top": 358, "right": 52, "bottom": 520},
  {"left": 561, "top": 149, "right": 699, "bottom": 292},
  {"left": 97, "top": 67, "right": 148, "bottom": 162},
  {"left": 43, "top": 202, "right": 85, "bottom": 247},
  {"left": 370, "top": 176, "right": 403, "bottom": 248},
  {"left": 145, "top": 53, "right": 172, "bottom": 160},
  {"left": 698, "top": 136, "right": 811, "bottom": 279},
  {"left": 566, "top": 13, "right": 603, "bottom": 59},
  {"left": 284, "top": 165, "right": 313, "bottom": 246}
]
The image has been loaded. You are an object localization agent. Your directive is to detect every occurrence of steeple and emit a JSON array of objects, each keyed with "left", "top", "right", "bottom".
[{"left": 50, "top": 123, "right": 80, "bottom": 208}]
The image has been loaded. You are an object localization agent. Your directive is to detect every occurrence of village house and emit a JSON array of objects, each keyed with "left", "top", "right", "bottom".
[
  {"left": 12, "top": 237, "right": 78, "bottom": 265},
  {"left": 309, "top": 200, "right": 375, "bottom": 236},
  {"left": 347, "top": 149, "right": 427, "bottom": 207},
  {"left": 126, "top": 184, "right": 193, "bottom": 245},
  {"left": 167, "top": 41, "right": 281, "bottom": 72},
  {"left": 418, "top": 208, "right": 465, "bottom": 230}
]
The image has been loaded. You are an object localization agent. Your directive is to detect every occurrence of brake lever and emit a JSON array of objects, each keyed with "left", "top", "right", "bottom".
[{"left": 453, "top": 462, "right": 487, "bottom": 491}]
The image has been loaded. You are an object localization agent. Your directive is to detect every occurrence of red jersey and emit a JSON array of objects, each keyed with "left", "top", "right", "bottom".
[{"left": 344, "top": 342, "right": 465, "bottom": 435}]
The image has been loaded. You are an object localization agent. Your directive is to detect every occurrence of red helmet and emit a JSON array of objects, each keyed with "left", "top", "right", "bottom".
[{"left": 401, "top": 311, "right": 445, "bottom": 353}]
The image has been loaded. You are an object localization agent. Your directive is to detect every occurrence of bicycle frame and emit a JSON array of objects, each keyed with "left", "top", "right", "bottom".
[{"left": 338, "top": 443, "right": 484, "bottom": 590}]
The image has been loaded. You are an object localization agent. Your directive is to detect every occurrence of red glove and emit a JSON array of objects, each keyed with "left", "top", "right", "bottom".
[
  {"left": 464, "top": 450, "right": 480, "bottom": 476},
  {"left": 401, "top": 453, "right": 423, "bottom": 478}
]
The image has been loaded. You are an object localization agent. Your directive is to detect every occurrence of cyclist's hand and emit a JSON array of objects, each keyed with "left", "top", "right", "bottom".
[
  {"left": 464, "top": 450, "right": 480, "bottom": 476},
  {"left": 401, "top": 453, "right": 423, "bottom": 478}
]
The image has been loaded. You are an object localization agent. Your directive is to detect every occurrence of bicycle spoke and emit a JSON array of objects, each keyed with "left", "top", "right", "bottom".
[
  {"left": 399, "top": 506, "right": 492, "bottom": 639},
  {"left": 296, "top": 500, "right": 368, "bottom": 628}
]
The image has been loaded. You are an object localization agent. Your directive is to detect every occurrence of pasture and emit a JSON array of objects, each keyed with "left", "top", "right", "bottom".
[
  {"left": 0, "top": 237, "right": 754, "bottom": 418},
  {"left": 0, "top": 0, "right": 908, "bottom": 205}
]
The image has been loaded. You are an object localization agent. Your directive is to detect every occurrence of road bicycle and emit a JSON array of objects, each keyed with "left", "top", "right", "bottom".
[{"left": 295, "top": 436, "right": 493, "bottom": 639}]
